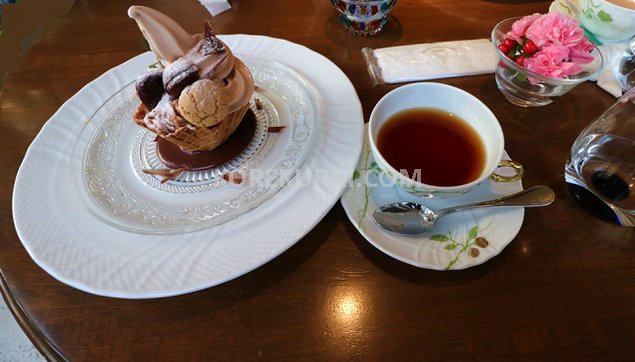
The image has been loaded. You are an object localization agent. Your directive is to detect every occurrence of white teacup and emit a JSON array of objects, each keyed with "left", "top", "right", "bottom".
[
  {"left": 368, "top": 82, "right": 523, "bottom": 198},
  {"left": 580, "top": 0, "right": 635, "bottom": 44}
]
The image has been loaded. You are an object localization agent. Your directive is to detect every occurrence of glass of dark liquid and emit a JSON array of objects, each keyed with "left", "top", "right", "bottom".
[{"left": 565, "top": 87, "right": 635, "bottom": 226}]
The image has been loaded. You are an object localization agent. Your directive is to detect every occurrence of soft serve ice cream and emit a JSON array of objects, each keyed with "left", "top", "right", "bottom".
[{"left": 129, "top": 5, "right": 254, "bottom": 152}]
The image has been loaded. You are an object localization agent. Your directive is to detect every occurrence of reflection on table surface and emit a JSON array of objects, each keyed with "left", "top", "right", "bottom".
[{"left": 1, "top": 0, "right": 635, "bottom": 361}]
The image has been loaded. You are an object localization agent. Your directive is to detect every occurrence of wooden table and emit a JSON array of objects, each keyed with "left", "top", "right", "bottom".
[{"left": 2, "top": 0, "right": 634, "bottom": 360}]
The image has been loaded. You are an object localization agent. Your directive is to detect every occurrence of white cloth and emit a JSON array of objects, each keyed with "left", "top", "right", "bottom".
[
  {"left": 200, "top": 0, "right": 231, "bottom": 16},
  {"left": 594, "top": 44, "right": 627, "bottom": 98},
  {"left": 370, "top": 39, "right": 498, "bottom": 83}
]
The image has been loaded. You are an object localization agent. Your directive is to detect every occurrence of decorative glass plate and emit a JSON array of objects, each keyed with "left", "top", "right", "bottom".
[
  {"left": 135, "top": 92, "right": 275, "bottom": 190},
  {"left": 70, "top": 55, "right": 318, "bottom": 234}
]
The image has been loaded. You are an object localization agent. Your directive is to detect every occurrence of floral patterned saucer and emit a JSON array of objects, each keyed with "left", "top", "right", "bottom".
[{"left": 340, "top": 125, "right": 525, "bottom": 270}]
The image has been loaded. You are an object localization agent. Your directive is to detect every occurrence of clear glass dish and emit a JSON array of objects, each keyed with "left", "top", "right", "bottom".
[{"left": 70, "top": 54, "right": 319, "bottom": 234}]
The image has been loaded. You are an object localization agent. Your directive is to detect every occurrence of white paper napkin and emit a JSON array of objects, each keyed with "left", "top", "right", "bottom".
[
  {"left": 594, "top": 44, "right": 628, "bottom": 98},
  {"left": 366, "top": 39, "right": 498, "bottom": 84},
  {"left": 200, "top": 0, "right": 232, "bottom": 16}
]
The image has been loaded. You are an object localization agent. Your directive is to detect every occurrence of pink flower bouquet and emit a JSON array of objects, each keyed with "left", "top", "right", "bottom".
[
  {"left": 498, "top": 12, "right": 595, "bottom": 83},
  {"left": 491, "top": 14, "right": 603, "bottom": 107}
]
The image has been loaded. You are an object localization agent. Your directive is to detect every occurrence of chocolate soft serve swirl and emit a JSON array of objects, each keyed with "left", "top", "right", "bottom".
[{"left": 128, "top": 5, "right": 253, "bottom": 113}]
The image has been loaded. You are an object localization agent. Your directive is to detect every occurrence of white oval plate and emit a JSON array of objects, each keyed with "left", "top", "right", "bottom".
[
  {"left": 12, "top": 35, "right": 363, "bottom": 298},
  {"left": 340, "top": 125, "right": 524, "bottom": 270}
]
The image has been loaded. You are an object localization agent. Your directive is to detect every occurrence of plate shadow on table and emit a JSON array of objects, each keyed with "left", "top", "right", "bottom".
[
  {"left": 340, "top": 205, "right": 510, "bottom": 287},
  {"left": 324, "top": 14, "right": 403, "bottom": 50}
]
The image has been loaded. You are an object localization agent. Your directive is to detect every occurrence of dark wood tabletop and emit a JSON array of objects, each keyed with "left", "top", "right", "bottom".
[{"left": 2, "top": 0, "right": 635, "bottom": 360}]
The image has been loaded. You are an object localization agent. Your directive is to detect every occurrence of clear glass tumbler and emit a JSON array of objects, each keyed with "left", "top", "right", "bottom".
[
  {"left": 564, "top": 87, "right": 635, "bottom": 226},
  {"left": 619, "top": 37, "right": 635, "bottom": 92},
  {"left": 330, "top": 0, "right": 398, "bottom": 36}
]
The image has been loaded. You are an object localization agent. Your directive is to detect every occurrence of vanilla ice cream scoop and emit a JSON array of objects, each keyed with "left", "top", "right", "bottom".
[{"left": 177, "top": 79, "right": 229, "bottom": 127}]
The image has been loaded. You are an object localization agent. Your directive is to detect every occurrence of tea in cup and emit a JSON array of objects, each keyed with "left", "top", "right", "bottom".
[
  {"left": 368, "top": 82, "right": 523, "bottom": 197},
  {"left": 580, "top": 0, "right": 635, "bottom": 44}
]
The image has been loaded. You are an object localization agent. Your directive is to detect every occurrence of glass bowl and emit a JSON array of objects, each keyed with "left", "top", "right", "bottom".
[{"left": 491, "top": 17, "right": 604, "bottom": 107}]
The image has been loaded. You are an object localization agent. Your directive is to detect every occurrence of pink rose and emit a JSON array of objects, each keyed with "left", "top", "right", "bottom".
[
  {"left": 568, "top": 37, "right": 595, "bottom": 64},
  {"left": 505, "top": 13, "right": 541, "bottom": 43},
  {"left": 525, "top": 12, "right": 585, "bottom": 48},
  {"left": 504, "top": 12, "right": 597, "bottom": 82},
  {"left": 524, "top": 44, "right": 581, "bottom": 81}
]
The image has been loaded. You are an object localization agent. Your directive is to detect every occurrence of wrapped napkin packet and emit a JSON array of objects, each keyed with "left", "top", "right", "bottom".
[
  {"left": 594, "top": 43, "right": 632, "bottom": 98},
  {"left": 362, "top": 39, "right": 498, "bottom": 85},
  {"left": 200, "top": 0, "right": 232, "bottom": 16}
]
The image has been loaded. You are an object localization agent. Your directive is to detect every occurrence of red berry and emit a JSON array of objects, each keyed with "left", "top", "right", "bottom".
[
  {"left": 503, "top": 38, "right": 517, "bottom": 48},
  {"left": 515, "top": 56, "right": 525, "bottom": 66},
  {"left": 522, "top": 40, "right": 538, "bottom": 55},
  {"left": 498, "top": 43, "right": 510, "bottom": 54}
]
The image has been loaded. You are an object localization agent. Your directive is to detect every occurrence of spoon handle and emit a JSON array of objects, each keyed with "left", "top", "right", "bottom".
[{"left": 437, "top": 185, "right": 555, "bottom": 216}]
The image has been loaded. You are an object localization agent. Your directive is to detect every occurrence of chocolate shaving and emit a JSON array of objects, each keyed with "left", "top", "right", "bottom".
[
  {"left": 254, "top": 98, "right": 263, "bottom": 110},
  {"left": 267, "top": 126, "right": 286, "bottom": 133},
  {"left": 202, "top": 21, "right": 225, "bottom": 55},
  {"left": 222, "top": 172, "right": 244, "bottom": 184},
  {"left": 143, "top": 167, "right": 187, "bottom": 184}
]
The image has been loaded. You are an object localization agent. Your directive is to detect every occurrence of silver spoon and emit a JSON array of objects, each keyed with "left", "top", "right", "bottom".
[{"left": 372, "top": 185, "right": 555, "bottom": 235}]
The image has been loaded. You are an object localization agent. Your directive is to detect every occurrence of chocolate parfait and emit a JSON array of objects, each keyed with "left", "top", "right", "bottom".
[{"left": 128, "top": 6, "right": 255, "bottom": 160}]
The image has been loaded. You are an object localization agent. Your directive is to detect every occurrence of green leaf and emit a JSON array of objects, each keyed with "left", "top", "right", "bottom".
[
  {"left": 516, "top": 72, "right": 528, "bottom": 83},
  {"left": 352, "top": 170, "right": 360, "bottom": 181},
  {"left": 444, "top": 244, "right": 458, "bottom": 250},
  {"left": 597, "top": 10, "right": 613, "bottom": 23},
  {"left": 370, "top": 161, "right": 378, "bottom": 168},
  {"left": 430, "top": 234, "right": 450, "bottom": 242},
  {"left": 468, "top": 226, "right": 479, "bottom": 240}
]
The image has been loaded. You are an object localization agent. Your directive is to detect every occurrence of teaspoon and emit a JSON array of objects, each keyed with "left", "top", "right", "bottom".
[{"left": 372, "top": 185, "right": 555, "bottom": 235}]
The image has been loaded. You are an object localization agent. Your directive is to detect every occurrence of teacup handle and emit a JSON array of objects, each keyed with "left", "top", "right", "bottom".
[{"left": 490, "top": 160, "right": 524, "bottom": 183}]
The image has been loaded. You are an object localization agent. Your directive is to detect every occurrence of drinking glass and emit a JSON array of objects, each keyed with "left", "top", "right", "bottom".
[
  {"left": 330, "top": 0, "right": 398, "bottom": 36},
  {"left": 619, "top": 37, "right": 635, "bottom": 92},
  {"left": 564, "top": 87, "right": 635, "bottom": 226}
]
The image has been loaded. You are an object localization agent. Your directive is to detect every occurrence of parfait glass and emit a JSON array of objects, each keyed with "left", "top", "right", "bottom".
[{"left": 491, "top": 18, "right": 604, "bottom": 107}]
